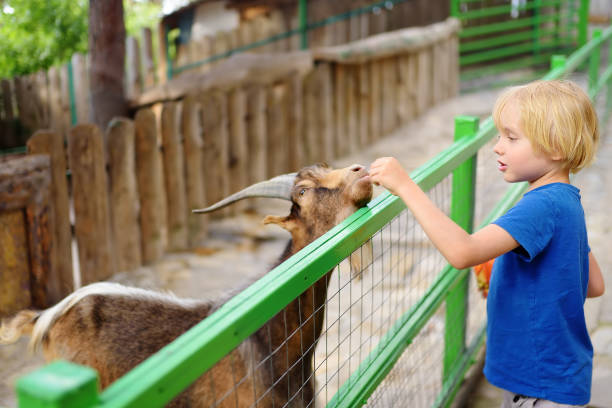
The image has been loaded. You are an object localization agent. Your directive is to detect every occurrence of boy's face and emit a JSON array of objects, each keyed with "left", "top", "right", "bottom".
[{"left": 493, "top": 99, "right": 564, "bottom": 189}]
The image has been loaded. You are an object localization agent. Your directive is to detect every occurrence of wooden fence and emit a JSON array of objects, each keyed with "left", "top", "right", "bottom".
[{"left": 0, "top": 18, "right": 460, "bottom": 316}]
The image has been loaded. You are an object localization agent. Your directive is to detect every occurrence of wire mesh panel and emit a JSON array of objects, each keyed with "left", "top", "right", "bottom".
[{"left": 312, "top": 178, "right": 452, "bottom": 407}]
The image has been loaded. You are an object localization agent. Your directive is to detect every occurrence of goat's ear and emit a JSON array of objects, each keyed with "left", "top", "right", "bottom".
[{"left": 263, "top": 215, "right": 297, "bottom": 232}]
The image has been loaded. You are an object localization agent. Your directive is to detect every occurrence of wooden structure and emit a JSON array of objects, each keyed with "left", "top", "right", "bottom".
[{"left": 0, "top": 18, "right": 460, "bottom": 306}]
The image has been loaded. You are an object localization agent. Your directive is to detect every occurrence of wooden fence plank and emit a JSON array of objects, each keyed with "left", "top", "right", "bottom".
[
  {"left": 357, "top": 64, "right": 370, "bottom": 147},
  {"left": 317, "top": 63, "right": 335, "bottom": 163},
  {"left": 27, "top": 130, "right": 73, "bottom": 300},
  {"left": 334, "top": 63, "right": 347, "bottom": 158},
  {"left": 107, "top": 118, "right": 142, "bottom": 272},
  {"left": 200, "top": 91, "right": 229, "bottom": 213},
  {"left": 126, "top": 36, "right": 143, "bottom": 100},
  {"left": 345, "top": 65, "right": 358, "bottom": 154},
  {"left": 302, "top": 69, "right": 319, "bottom": 164},
  {"left": 0, "top": 155, "right": 53, "bottom": 310},
  {"left": 228, "top": 88, "right": 248, "bottom": 203},
  {"left": 161, "top": 102, "right": 188, "bottom": 251},
  {"left": 287, "top": 75, "right": 304, "bottom": 170},
  {"left": 181, "top": 96, "right": 208, "bottom": 245},
  {"left": 246, "top": 85, "right": 267, "bottom": 184},
  {"left": 68, "top": 124, "right": 115, "bottom": 284},
  {"left": 266, "top": 82, "right": 289, "bottom": 176},
  {"left": 369, "top": 60, "right": 382, "bottom": 142},
  {"left": 142, "top": 27, "right": 156, "bottom": 88},
  {"left": 0, "top": 209, "right": 31, "bottom": 316},
  {"left": 72, "top": 53, "right": 90, "bottom": 124},
  {"left": 381, "top": 57, "right": 397, "bottom": 135},
  {"left": 1, "top": 79, "right": 17, "bottom": 147},
  {"left": 47, "top": 67, "right": 65, "bottom": 136},
  {"left": 135, "top": 108, "right": 166, "bottom": 263}
]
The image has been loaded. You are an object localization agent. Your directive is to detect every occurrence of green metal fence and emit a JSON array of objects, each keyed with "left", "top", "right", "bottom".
[
  {"left": 14, "top": 22, "right": 612, "bottom": 408},
  {"left": 452, "top": 0, "right": 590, "bottom": 86}
]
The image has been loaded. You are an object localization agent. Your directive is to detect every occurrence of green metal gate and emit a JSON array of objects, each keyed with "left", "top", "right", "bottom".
[{"left": 452, "top": 0, "right": 590, "bottom": 86}]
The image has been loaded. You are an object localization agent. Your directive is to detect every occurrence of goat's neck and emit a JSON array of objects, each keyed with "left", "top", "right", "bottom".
[{"left": 254, "top": 237, "right": 332, "bottom": 400}]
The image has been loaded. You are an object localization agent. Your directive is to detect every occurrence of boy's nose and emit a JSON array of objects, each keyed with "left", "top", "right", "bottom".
[{"left": 493, "top": 138, "right": 503, "bottom": 155}]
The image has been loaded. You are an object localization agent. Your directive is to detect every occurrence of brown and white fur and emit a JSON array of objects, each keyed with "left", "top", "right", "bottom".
[{"left": 0, "top": 163, "right": 372, "bottom": 407}]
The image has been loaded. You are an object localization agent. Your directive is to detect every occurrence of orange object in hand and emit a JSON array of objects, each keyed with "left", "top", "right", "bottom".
[{"left": 473, "top": 259, "right": 494, "bottom": 298}]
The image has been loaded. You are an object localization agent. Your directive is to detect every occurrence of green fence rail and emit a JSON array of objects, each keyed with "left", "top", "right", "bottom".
[
  {"left": 452, "top": 0, "right": 590, "bottom": 85},
  {"left": 14, "top": 21, "right": 612, "bottom": 408}
]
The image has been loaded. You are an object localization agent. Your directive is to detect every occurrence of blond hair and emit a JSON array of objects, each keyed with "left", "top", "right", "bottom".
[{"left": 492, "top": 80, "right": 599, "bottom": 173}]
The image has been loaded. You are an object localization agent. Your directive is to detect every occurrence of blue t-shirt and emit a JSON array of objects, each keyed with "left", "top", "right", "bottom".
[{"left": 485, "top": 183, "right": 593, "bottom": 405}]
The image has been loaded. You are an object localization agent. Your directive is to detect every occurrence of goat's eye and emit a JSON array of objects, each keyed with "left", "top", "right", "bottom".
[{"left": 299, "top": 188, "right": 306, "bottom": 196}]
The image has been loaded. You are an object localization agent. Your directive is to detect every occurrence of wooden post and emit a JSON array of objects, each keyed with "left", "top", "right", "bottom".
[
  {"left": 357, "top": 64, "right": 370, "bottom": 147},
  {"left": 0, "top": 155, "right": 53, "bottom": 312},
  {"left": 302, "top": 69, "right": 319, "bottom": 164},
  {"left": 267, "top": 82, "right": 289, "bottom": 176},
  {"left": 68, "top": 124, "right": 115, "bottom": 285},
  {"left": 0, "top": 209, "right": 31, "bottom": 316},
  {"left": 369, "top": 60, "right": 382, "bottom": 142},
  {"left": 227, "top": 88, "right": 248, "bottom": 207},
  {"left": 106, "top": 118, "right": 142, "bottom": 272},
  {"left": 1, "top": 79, "right": 16, "bottom": 147},
  {"left": 200, "top": 91, "right": 229, "bottom": 213},
  {"left": 416, "top": 48, "right": 432, "bottom": 116},
  {"left": 134, "top": 108, "right": 166, "bottom": 263},
  {"left": 318, "top": 63, "right": 335, "bottom": 162},
  {"left": 27, "top": 130, "right": 73, "bottom": 300},
  {"left": 181, "top": 96, "right": 208, "bottom": 245},
  {"left": 161, "top": 102, "right": 188, "bottom": 251},
  {"left": 59, "top": 65, "right": 72, "bottom": 132},
  {"left": 345, "top": 65, "right": 358, "bottom": 154},
  {"left": 334, "top": 63, "right": 347, "bottom": 157},
  {"left": 381, "top": 57, "right": 397, "bottom": 135},
  {"left": 287, "top": 75, "right": 304, "bottom": 171},
  {"left": 47, "top": 67, "right": 65, "bottom": 136},
  {"left": 142, "top": 27, "right": 156, "bottom": 88},
  {"left": 126, "top": 36, "right": 143, "bottom": 99},
  {"left": 246, "top": 85, "right": 267, "bottom": 183},
  {"left": 72, "top": 53, "right": 90, "bottom": 123}
]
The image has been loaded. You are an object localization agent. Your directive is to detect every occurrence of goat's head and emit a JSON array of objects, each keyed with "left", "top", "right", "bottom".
[{"left": 193, "top": 163, "right": 373, "bottom": 249}]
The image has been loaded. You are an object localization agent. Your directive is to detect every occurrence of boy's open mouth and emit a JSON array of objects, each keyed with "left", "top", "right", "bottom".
[{"left": 497, "top": 160, "right": 507, "bottom": 171}]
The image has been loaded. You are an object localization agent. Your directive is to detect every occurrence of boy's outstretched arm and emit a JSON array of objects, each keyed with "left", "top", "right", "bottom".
[
  {"left": 368, "top": 157, "right": 519, "bottom": 269},
  {"left": 587, "top": 252, "right": 605, "bottom": 298}
]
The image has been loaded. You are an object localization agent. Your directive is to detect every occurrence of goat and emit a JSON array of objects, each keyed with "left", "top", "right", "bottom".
[{"left": 0, "top": 163, "right": 373, "bottom": 407}]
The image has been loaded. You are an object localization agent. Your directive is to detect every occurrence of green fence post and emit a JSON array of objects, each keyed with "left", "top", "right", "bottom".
[
  {"left": 607, "top": 38, "right": 612, "bottom": 116},
  {"left": 443, "top": 116, "right": 479, "bottom": 386},
  {"left": 298, "top": 0, "right": 308, "bottom": 50},
  {"left": 533, "top": 0, "right": 542, "bottom": 56},
  {"left": 17, "top": 361, "right": 99, "bottom": 408},
  {"left": 578, "top": 0, "right": 590, "bottom": 47},
  {"left": 450, "top": 0, "right": 459, "bottom": 18},
  {"left": 589, "top": 29, "right": 602, "bottom": 95},
  {"left": 67, "top": 59, "right": 77, "bottom": 126}
]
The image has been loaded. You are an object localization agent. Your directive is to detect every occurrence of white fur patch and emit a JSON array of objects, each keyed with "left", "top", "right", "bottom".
[{"left": 30, "top": 282, "right": 202, "bottom": 352}]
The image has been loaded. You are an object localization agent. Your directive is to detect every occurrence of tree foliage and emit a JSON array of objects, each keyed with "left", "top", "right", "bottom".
[
  {"left": 0, "top": 0, "right": 161, "bottom": 78},
  {"left": 0, "top": 0, "right": 89, "bottom": 78}
]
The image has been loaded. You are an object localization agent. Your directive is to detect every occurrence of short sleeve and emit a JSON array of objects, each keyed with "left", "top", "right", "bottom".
[{"left": 493, "top": 191, "right": 556, "bottom": 262}]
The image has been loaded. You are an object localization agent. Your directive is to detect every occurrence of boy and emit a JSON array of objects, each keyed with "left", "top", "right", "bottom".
[{"left": 368, "top": 80, "right": 605, "bottom": 407}]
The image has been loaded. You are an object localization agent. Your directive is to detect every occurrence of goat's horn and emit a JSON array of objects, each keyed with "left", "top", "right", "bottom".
[{"left": 192, "top": 173, "right": 297, "bottom": 214}]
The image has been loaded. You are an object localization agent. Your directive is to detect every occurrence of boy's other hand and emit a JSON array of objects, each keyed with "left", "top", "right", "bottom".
[{"left": 368, "top": 157, "right": 412, "bottom": 196}]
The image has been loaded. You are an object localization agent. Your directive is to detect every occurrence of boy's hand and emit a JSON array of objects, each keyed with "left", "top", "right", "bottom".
[
  {"left": 473, "top": 259, "right": 494, "bottom": 298},
  {"left": 368, "top": 157, "right": 412, "bottom": 196}
]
